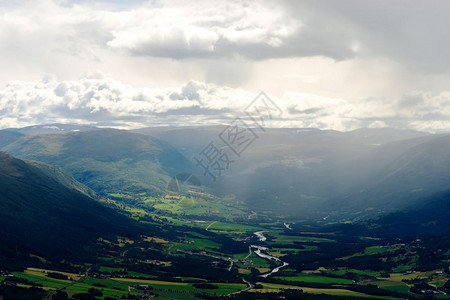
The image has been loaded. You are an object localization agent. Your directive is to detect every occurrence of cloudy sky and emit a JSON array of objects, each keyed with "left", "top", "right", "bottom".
[{"left": 1, "top": 0, "right": 450, "bottom": 131}]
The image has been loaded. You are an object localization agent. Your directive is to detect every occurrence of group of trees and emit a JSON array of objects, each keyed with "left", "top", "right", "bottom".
[{"left": 0, "top": 286, "right": 46, "bottom": 300}]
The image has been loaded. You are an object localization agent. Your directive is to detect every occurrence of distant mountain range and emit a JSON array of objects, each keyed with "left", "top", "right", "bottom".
[
  {"left": 135, "top": 126, "right": 449, "bottom": 218},
  {"left": 1, "top": 123, "right": 449, "bottom": 273},
  {"left": 4, "top": 123, "right": 98, "bottom": 135},
  {"left": 2, "top": 127, "right": 195, "bottom": 197},
  {"left": 1, "top": 124, "right": 449, "bottom": 220}
]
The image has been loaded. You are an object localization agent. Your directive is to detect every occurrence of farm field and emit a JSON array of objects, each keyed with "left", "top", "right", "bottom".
[
  {"left": 255, "top": 282, "right": 405, "bottom": 299},
  {"left": 274, "top": 273, "right": 355, "bottom": 284},
  {"left": 1, "top": 193, "right": 449, "bottom": 299}
]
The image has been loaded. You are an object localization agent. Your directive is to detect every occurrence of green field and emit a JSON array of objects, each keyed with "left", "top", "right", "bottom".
[
  {"left": 364, "top": 245, "right": 388, "bottom": 253},
  {"left": 98, "top": 266, "right": 126, "bottom": 273},
  {"left": 267, "top": 231, "right": 336, "bottom": 245},
  {"left": 257, "top": 282, "right": 404, "bottom": 299},
  {"left": 126, "top": 271, "right": 157, "bottom": 278},
  {"left": 372, "top": 280, "right": 411, "bottom": 294},
  {"left": 111, "top": 278, "right": 246, "bottom": 296},
  {"left": 203, "top": 221, "right": 264, "bottom": 232},
  {"left": 170, "top": 238, "right": 221, "bottom": 252},
  {"left": 321, "top": 268, "right": 381, "bottom": 277},
  {"left": 67, "top": 280, "right": 130, "bottom": 299},
  {"left": 275, "top": 273, "right": 354, "bottom": 284},
  {"left": 340, "top": 245, "right": 400, "bottom": 260},
  {"left": 138, "top": 194, "right": 248, "bottom": 221},
  {"left": 267, "top": 245, "right": 318, "bottom": 257},
  {"left": 2, "top": 192, "right": 447, "bottom": 300},
  {"left": 12, "top": 268, "right": 75, "bottom": 290}
]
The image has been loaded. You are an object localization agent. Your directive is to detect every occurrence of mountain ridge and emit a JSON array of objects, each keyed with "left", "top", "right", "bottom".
[
  {"left": 2, "top": 128, "right": 196, "bottom": 197},
  {"left": 0, "top": 152, "right": 140, "bottom": 265}
]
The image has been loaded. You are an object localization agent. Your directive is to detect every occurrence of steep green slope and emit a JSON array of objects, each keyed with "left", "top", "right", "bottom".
[
  {"left": 340, "top": 134, "right": 450, "bottom": 213},
  {"left": 3, "top": 129, "right": 195, "bottom": 197},
  {"left": 0, "top": 152, "right": 138, "bottom": 263},
  {"left": 0, "top": 130, "right": 24, "bottom": 148},
  {"left": 26, "top": 160, "right": 98, "bottom": 199},
  {"left": 373, "top": 191, "right": 450, "bottom": 237},
  {"left": 338, "top": 190, "right": 450, "bottom": 238}
]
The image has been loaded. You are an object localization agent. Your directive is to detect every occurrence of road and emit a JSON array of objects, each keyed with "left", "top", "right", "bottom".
[
  {"left": 227, "top": 278, "right": 254, "bottom": 296},
  {"left": 206, "top": 221, "right": 217, "bottom": 231},
  {"left": 46, "top": 267, "right": 90, "bottom": 300}
]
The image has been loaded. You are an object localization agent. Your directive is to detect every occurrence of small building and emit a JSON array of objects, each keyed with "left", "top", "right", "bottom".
[
  {"left": 138, "top": 284, "right": 150, "bottom": 289},
  {"left": 137, "top": 294, "right": 155, "bottom": 299},
  {"left": 1, "top": 281, "right": 17, "bottom": 286}
]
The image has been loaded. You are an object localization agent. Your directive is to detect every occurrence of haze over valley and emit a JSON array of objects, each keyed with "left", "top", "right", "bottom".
[{"left": 0, "top": 1, "right": 449, "bottom": 299}]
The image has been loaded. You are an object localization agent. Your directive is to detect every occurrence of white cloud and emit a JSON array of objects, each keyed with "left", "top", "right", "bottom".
[
  {"left": 2, "top": 0, "right": 448, "bottom": 68},
  {"left": 0, "top": 74, "right": 252, "bottom": 128},
  {"left": 0, "top": 0, "right": 300, "bottom": 63},
  {"left": 1, "top": 0, "right": 449, "bottom": 71},
  {"left": 104, "top": 0, "right": 300, "bottom": 57},
  {"left": 0, "top": 0, "right": 450, "bottom": 132},
  {"left": 1, "top": 74, "right": 450, "bottom": 132}
]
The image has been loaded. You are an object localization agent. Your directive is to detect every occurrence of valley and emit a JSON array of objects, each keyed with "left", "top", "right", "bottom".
[
  {"left": 2, "top": 187, "right": 449, "bottom": 299},
  {"left": 0, "top": 125, "right": 449, "bottom": 299},
  {"left": 2, "top": 1, "right": 450, "bottom": 298}
]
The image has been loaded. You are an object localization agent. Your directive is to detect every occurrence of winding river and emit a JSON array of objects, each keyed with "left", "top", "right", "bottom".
[
  {"left": 254, "top": 231, "right": 267, "bottom": 241},
  {"left": 283, "top": 222, "right": 293, "bottom": 230},
  {"left": 251, "top": 231, "right": 289, "bottom": 277}
]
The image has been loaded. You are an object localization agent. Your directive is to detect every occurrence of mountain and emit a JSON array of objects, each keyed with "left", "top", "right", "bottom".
[
  {"left": 339, "top": 133, "right": 450, "bottom": 212},
  {"left": 373, "top": 190, "right": 450, "bottom": 237},
  {"left": 0, "top": 152, "right": 138, "bottom": 265},
  {"left": 134, "top": 126, "right": 428, "bottom": 161},
  {"left": 26, "top": 160, "right": 98, "bottom": 199},
  {"left": 134, "top": 126, "right": 224, "bottom": 156},
  {"left": 3, "top": 124, "right": 447, "bottom": 218},
  {"left": 2, "top": 129, "right": 195, "bottom": 197},
  {"left": 340, "top": 128, "right": 429, "bottom": 145},
  {"left": 338, "top": 190, "right": 450, "bottom": 238},
  {"left": 4, "top": 123, "right": 98, "bottom": 136},
  {"left": 134, "top": 126, "right": 431, "bottom": 181},
  {"left": 136, "top": 126, "right": 449, "bottom": 217},
  {"left": 0, "top": 130, "right": 24, "bottom": 148}
]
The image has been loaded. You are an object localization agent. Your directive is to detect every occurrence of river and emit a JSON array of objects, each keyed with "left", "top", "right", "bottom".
[
  {"left": 283, "top": 222, "right": 292, "bottom": 230},
  {"left": 251, "top": 231, "right": 289, "bottom": 277},
  {"left": 254, "top": 231, "right": 267, "bottom": 241}
]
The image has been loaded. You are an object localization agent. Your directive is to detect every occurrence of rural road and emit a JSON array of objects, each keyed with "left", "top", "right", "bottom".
[{"left": 205, "top": 221, "right": 217, "bottom": 231}]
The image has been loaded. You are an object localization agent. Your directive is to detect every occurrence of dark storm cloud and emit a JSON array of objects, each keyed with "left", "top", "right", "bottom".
[{"left": 284, "top": 0, "right": 450, "bottom": 72}]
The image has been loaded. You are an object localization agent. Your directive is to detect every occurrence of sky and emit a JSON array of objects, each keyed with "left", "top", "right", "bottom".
[{"left": 0, "top": 0, "right": 450, "bottom": 132}]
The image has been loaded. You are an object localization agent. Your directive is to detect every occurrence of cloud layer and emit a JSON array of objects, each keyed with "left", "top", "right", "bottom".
[
  {"left": 0, "top": 0, "right": 300, "bottom": 62},
  {"left": 105, "top": 0, "right": 300, "bottom": 59},
  {"left": 2, "top": 0, "right": 449, "bottom": 66},
  {"left": 1, "top": 0, "right": 449, "bottom": 132},
  {"left": 1, "top": 74, "right": 450, "bottom": 132}
]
